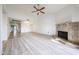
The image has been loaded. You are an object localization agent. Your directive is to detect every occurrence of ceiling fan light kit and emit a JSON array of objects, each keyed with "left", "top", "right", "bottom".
[{"left": 32, "top": 4, "right": 45, "bottom": 15}]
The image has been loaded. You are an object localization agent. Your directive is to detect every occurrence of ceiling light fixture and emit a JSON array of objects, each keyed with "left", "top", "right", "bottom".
[{"left": 32, "top": 4, "right": 45, "bottom": 15}]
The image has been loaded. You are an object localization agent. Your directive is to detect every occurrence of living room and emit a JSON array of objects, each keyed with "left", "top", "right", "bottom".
[{"left": 0, "top": 4, "right": 79, "bottom": 55}]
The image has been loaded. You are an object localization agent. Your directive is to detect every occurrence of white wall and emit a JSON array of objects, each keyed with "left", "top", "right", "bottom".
[
  {"left": 72, "top": 6, "right": 79, "bottom": 22},
  {"left": 2, "top": 12, "right": 8, "bottom": 41},
  {"left": 35, "top": 14, "right": 56, "bottom": 35},
  {"left": 6, "top": 9, "right": 38, "bottom": 33},
  {"left": 1, "top": 5, "right": 11, "bottom": 41},
  {"left": 21, "top": 21, "right": 32, "bottom": 33},
  {"left": 0, "top": 5, "right": 11, "bottom": 54},
  {"left": 7, "top": 12, "right": 56, "bottom": 35},
  {"left": 0, "top": 4, "right": 2, "bottom": 55}
]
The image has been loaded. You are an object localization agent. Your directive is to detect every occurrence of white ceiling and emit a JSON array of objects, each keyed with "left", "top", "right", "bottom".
[
  {"left": 5, "top": 4, "right": 68, "bottom": 14},
  {"left": 4, "top": 4, "right": 70, "bottom": 21},
  {"left": 3, "top": 4, "right": 79, "bottom": 24}
]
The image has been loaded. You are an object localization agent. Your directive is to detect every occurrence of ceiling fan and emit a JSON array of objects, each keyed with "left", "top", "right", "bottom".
[{"left": 32, "top": 4, "right": 45, "bottom": 15}]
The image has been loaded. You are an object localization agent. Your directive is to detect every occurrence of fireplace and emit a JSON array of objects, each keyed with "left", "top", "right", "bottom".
[{"left": 58, "top": 31, "right": 68, "bottom": 40}]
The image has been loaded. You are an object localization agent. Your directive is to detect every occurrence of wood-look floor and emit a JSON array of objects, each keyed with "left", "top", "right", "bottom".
[{"left": 3, "top": 32, "right": 79, "bottom": 55}]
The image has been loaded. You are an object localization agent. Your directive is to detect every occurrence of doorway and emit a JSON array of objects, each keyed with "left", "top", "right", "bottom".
[{"left": 10, "top": 20, "right": 21, "bottom": 38}]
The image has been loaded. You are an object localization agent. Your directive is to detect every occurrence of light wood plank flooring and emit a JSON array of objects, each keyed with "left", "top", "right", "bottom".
[{"left": 3, "top": 32, "right": 79, "bottom": 55}]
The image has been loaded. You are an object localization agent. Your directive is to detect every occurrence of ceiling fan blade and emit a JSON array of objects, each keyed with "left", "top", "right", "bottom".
[
  {"left": 37, "top": 12, "right": 39, "bottom": 15},
  {"left": 33, "top": 6, "right": 38, "bottom": 10},
  {"left": 40, "top": 11, "right": 45, "bottom": 14},
  {"left": 39, "top": 7, "right": 45, "bottom": 10}
]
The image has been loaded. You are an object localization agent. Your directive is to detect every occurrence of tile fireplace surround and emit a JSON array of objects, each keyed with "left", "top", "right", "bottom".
[{"left": 56, "top": 22, "right": 79, "bottom": 45}]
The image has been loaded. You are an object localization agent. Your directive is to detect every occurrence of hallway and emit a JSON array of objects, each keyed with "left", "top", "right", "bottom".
[{"left": 3, "top": 32, "right": 79, "bottom": 55}]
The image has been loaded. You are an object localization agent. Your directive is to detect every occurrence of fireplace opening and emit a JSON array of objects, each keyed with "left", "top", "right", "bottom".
[{"left": 58, "top": 31, "right": 68, "bottom": 40}]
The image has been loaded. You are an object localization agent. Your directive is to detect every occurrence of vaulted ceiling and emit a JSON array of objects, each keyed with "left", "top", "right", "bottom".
[
  {"left": 5, "top": 4, "right": 68, "bottom": 14},
  {"left": 3, "top": 4, "right": 69, "bottom": 21}
]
